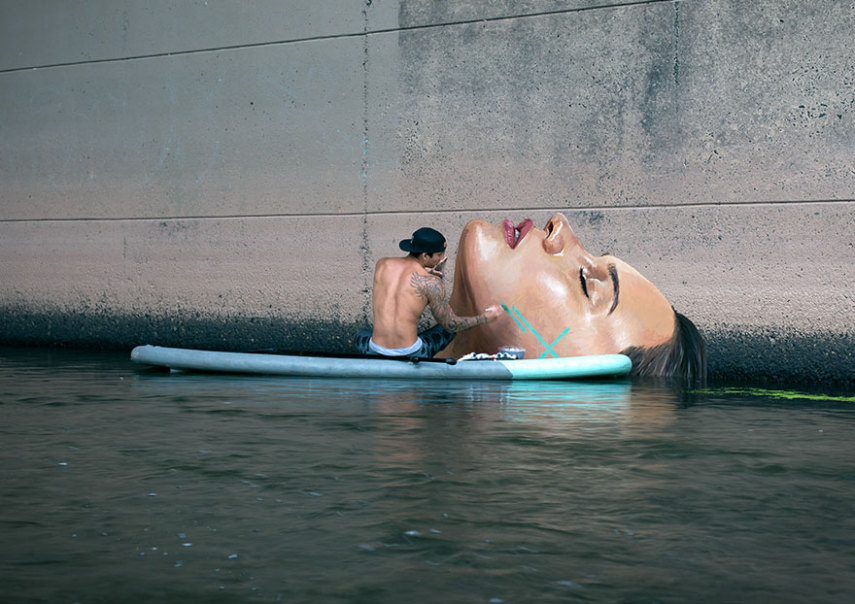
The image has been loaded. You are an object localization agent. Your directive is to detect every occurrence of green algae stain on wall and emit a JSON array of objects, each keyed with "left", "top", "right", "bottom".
[{"left": 695, "top": 387, "right": 855, "bottom": 404}]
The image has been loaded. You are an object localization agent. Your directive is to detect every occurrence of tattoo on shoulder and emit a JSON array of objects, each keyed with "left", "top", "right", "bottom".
[
  {"left": 410, "top": 273, "right": 442, "bottom": 300},
  {"left": 410, "top": 272, "right": 484, "bottom": 333}
]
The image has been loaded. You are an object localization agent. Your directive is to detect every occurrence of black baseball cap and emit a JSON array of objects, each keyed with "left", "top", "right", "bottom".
[{"left": 399, "top": 227, "right": 447, "bottom": 254}]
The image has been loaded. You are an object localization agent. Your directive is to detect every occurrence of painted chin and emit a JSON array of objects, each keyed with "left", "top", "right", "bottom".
[
  {"left": 456, "top": 218, "right": 530, "bottom": 302},
  {"left": 502, "top": 219, "right": 533, "bottom": 249}
]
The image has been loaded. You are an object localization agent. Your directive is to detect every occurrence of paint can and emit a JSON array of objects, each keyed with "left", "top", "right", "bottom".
[{"left": 498, "top": 346, "right": 525, "bottom": 360}]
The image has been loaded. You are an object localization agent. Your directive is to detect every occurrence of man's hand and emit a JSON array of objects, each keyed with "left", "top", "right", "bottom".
[
  {"left": 483, "top": 305, "right": 501, "bottom": 323},
  {"left": 427, "top": 256, "right": 448, "bottom": 278}
]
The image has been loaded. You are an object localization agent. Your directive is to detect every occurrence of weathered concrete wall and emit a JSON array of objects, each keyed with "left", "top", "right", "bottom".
[{"left": 1, "top": 0, "right": 853, "bottom": 382}]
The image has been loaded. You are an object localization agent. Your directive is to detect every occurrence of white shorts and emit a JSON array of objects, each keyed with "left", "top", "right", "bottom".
[{"left": 368, "top": 337, "right": 424, "bottom": 357}]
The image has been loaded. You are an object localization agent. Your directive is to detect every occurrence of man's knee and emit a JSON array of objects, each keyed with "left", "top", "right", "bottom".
[{"left": 419, "top": 325, "right": 456, "bottom": 358}]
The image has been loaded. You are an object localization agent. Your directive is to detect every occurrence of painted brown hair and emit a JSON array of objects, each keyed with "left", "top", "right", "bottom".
[{"left": 621, "top": 310, "right": 707, "bottom": 383}]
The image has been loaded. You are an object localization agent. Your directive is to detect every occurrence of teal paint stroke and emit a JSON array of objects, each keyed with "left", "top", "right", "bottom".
[
  {"left": 500, "top": 302, "right": 527, "bottom": 332},
  {"left": 501, "top": 302, "right": 571, "bottom": 359}
]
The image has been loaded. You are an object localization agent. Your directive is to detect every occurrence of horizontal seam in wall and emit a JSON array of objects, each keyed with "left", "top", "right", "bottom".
[
  {"left": 0, "top": 0, "right": 674, "bottom": 74},
  {"left": 1, "top": 198, "right": 852, "bottom": 224}
]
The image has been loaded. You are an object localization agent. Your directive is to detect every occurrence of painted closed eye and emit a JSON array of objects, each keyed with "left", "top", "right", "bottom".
[{"left": 579, "top": 267, "right": 589, "bottom": 298}]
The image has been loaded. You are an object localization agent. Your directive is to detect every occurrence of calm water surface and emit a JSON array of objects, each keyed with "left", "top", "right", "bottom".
[{"left": 1, "top": 347, "right": 853, "bottom": 603}]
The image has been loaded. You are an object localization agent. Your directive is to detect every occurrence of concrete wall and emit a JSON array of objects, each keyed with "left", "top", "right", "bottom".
[{"left": 1, "top": 0, "right": 852, "bottom": 382}]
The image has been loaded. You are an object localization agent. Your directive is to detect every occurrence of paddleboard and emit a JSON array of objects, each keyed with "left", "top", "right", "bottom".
[{"left": 131, "top": 345, "right": 632, "bottom": 381}]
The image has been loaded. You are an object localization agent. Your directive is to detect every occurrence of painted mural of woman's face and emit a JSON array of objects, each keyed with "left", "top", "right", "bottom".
[{"left": 441, "top": 213, "right": 676, "bottom": 359}]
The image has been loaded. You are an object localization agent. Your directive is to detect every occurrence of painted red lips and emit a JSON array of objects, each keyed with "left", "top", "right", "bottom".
[{"left": 503, "top": 219, "right": 534, "bottom": 249}]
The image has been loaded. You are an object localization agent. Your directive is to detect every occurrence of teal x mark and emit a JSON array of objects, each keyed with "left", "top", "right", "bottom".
[{"left": 500, "top": 302, "right": 571, "bottom": 359}]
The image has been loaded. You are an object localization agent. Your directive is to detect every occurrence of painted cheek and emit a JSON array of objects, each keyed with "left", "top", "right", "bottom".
[{"left": 610, "top": 298, "right": 673, "bottom": 350}]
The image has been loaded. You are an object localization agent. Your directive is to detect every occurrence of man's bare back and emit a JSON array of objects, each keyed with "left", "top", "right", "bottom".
[
  {"left": 370, "top": 253, "right": 499, "bottom": 351},
  {"left": 355, "top": 226, "right": 499, "bottom": 358},
  {"left": 370, "top": 256, "right": 431, "bottom": 349}
]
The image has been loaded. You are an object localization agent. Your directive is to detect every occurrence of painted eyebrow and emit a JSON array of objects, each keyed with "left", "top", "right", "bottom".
[{"left": 607, "top": 263, "right": 619, "bottom": 315}]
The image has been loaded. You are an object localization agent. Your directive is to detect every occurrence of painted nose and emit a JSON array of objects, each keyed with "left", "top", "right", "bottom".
[{"left": 542, "top": 213, "right": 581, "bottom": 255}]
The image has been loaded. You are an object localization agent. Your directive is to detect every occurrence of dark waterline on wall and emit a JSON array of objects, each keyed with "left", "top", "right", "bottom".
[{"left": 1, "top": 307, "right": 853, "bottom": 384}]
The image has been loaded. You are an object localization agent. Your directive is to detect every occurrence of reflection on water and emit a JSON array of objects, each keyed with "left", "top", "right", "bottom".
[{"left": 1, "top": 347, "right": 853, "bottom": 603}]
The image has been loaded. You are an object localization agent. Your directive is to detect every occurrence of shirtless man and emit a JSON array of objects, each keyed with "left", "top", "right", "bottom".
[{"left": 355, "top": 227, "right": 500, "bottom": 358}]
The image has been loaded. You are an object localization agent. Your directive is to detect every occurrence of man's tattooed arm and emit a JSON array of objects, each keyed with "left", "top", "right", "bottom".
[{"left": 410, "top": 273, "right": 489, "bottom": 332}]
